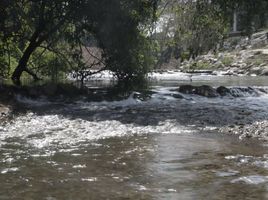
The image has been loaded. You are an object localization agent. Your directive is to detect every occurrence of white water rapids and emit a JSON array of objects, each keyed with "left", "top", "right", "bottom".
[{"left": 1, "top": 79, "right": 268, "bottom": 199}]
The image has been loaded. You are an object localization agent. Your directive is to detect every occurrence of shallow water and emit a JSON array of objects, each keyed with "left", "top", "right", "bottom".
[
  {"left": 1, "top": 133, "right": 268, "bottom": 200},
  {"left": 149, "top": 72, "right": 268, "bottom": 87},
  {"left": 1, "top": 75, "right": 268, "bottom": 199}
]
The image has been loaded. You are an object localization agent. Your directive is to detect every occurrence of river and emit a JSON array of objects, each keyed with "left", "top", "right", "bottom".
[{"left": 1, "top": 74, "right": 268, "bottom": 199}]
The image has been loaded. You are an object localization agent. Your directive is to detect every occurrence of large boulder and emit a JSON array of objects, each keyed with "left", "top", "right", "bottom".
[{"left": 178, "top": 85, "right": 196, "bottom": 94}]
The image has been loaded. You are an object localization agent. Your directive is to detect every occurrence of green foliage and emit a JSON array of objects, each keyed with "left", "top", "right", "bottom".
[
  {"left": 212, "top": 0, "right": 268, "bottom": 35},
  {"left": 0, "top": 39, "right": 22, "bottom": 79},
  {"left": 221, "top": 56, "right": 233, "bottom": 66},
  {"left": 89, "top": 0, "right": 157, "bottom": 81},
  {"left": 154, "top": 0, "right": 268, "bottom": 67},
  {"left": 0, "top": 0, "right": 158, "bottom": 85},
  {"left": 252, "top": 57, "right": 266, "bottom": 66},
  {"left": 154, "top": 0, "right": 229, "bottom": 66},
  {"left": 190, "top": 61, "right": 211, "bottom": 70},
  {"left": 175, "top": 0, "right": 228, "bottom": 56}
]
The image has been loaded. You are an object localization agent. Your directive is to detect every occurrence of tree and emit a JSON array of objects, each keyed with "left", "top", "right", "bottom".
[
  {"left": 1, "top": 0, "right": 158, "bottom": 85},
  {"left": 154, "top": 0, "right": 228, "bottom": 65},
  {"left": 212, "top": 0, "right": 268, "bottom": 35},
  {"left": 8, "top": 0, "right": 82, "bottom": 85}
]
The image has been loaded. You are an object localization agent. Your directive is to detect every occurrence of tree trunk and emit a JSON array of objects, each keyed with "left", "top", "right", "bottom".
[
  {"left": 12, "top": 17, "right": 66, "bottom": 85},
  {"left": 12, "top": 35, "right": 41, "bottom": 85}
]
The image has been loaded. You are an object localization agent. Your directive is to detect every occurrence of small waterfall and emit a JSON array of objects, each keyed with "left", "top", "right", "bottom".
[{"left": 227, "top": 87, "right": 260, "bottom": 97}]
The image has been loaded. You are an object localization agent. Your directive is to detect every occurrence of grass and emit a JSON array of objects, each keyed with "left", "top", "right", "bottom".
[
  {"left": 189, "top": 61, "right": 211, "bottom": 70},
  {"left": 221, "top": 56, "right": 233, "bottom": 66}
]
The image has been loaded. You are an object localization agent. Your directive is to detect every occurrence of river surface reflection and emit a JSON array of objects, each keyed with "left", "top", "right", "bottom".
[{"left": 1, "top": 133, "right": 268, "bottom": 199}]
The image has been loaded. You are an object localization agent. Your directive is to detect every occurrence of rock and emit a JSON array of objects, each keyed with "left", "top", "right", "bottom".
[
  {"left": 178, "top": 85, "right": 218, "bottom": 98},
  {"left": 211, "top": 71, "right": 218, "bottom": 76},
  {"left": 178, "top": 85, "right": 195, "bottom": 94},
  {"left": 237, "top": 70, "right": 245, "bottom": 74},
  {"left": 171, "top": 93, "right": 184, "bottom": 99},
  {"left": 258, "top": 88, "right": 268, "bottom": 94},
  {"left": 250, "top": 67, "right": 262, "bottom": 75},
  {"left": 229, "top": 87, "right": 259, "bottom": 97},
  {"left": 231, "top": 67, "right": 239, "bottom": 72},
  {"left": 260, "top": 67, "right": 268, "bottom": 76},
  {"left": 216, "top": 86, "right": 230, "bottom": 96},
  {"left": 222, "top": 71, "right": 235, "bottom": 76},
  {"left": 195, "top": 85, "right": 218, "bottom": 97},
  {"left": 0, "top": 104, "right": 10, "bottom": 123},
  {"left": 259, "top": 63, "right": 267, "bottom": 67}
]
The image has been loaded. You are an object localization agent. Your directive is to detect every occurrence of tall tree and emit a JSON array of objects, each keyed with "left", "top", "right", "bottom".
[
  {"left": 212, "top": 0, "right": 268, "bottom": 35},
  {"left": 9, "top": 0, "right": 81, "bottom": 85},
  {"left": 1, "top": 0, "right": 158, "bottom": 85}
]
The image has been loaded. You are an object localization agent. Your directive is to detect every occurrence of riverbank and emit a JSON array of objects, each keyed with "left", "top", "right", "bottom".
[{"left": 160, "top": 30, "right": 268, "bottom": 76}]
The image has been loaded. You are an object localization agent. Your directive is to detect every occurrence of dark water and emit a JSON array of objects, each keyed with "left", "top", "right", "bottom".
[{"left": 1, "top": 75, "right": 268, "bottom": 200}]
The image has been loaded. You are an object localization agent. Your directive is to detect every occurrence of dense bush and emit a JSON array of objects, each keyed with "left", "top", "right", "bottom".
[{"left": 0, "top": 0, "right": 158, "bottom": 85}]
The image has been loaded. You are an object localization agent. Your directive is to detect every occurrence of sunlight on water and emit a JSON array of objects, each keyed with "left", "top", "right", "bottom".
[{"left": 1, "top": 80, "right": 268, "bottom": 199}]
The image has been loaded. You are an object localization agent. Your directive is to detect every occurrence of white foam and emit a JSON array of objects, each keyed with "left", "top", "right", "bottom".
[
  {"left": 68, "top": 70, "right": 115, "bottom": 82},
  {"left": 1, "top": 167, "right": 19, "bottom": 174},
  {"left": 215, "top": 170, "right": 239, "bottom": 177},
  {"left": 16, "top": 95, "right": 51, "bottom": 106},
  {"left": 73, "top": 164, "right": 87, "bottom": 169},
  {"left": 1, "top": 112, "right": 195, "bottom": 149},
  {"left": 148, "top": 71, "right": 192, "bottom": 81},
  {"left": 81, "top": 177, "right": 98, "bottom": 182},
  {"left": 4, "top": 86, "right": 268, "bottom": 150},
  {"left": 231, "top": 175, "right": 268, "bottom": 185}
]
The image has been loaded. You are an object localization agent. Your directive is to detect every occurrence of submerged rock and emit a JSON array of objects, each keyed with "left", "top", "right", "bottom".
[
  {"left": 228, "top": 87, "right": 259, "bottom": 97},
  {"left": 216, "top": 86, "right": 230, "bottom": 96},
  {"left": 178, "top": 85, "right": 218, "bottom": 97},
  {"left": 178, "top": 85, "right": 262, "bottom": 98},
  {"left": 196, "top": 85, "right": 218, "bottom": 97}
]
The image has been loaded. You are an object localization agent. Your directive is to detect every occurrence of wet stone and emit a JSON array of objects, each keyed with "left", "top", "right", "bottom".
[{"left": 178, "top": 85, "right": 218, "bottom": 97}]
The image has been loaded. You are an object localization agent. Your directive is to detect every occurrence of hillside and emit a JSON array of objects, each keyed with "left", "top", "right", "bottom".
[{"left": 177, "top": 30, "right": 268, "bottom": 76}]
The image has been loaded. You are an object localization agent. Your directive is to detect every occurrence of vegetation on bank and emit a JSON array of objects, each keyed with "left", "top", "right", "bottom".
[
  {"left": 0, "top": 0, "right": 157, "bottom": 85},
  {"left": 0, "top": 0, "right": 268, "bottom": 87},
  {"left": 155, "top": 0, "right": 268, "bottom": 68}
]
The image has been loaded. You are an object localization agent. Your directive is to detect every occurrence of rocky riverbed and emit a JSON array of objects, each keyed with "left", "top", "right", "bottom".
[{"left": 1, "top": 80, "right": 268, "bottom": 141}]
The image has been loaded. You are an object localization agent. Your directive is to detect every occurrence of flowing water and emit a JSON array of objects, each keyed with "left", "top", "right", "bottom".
[{"left": 1, "top": 75, "right": 268, "bottom": 200}]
